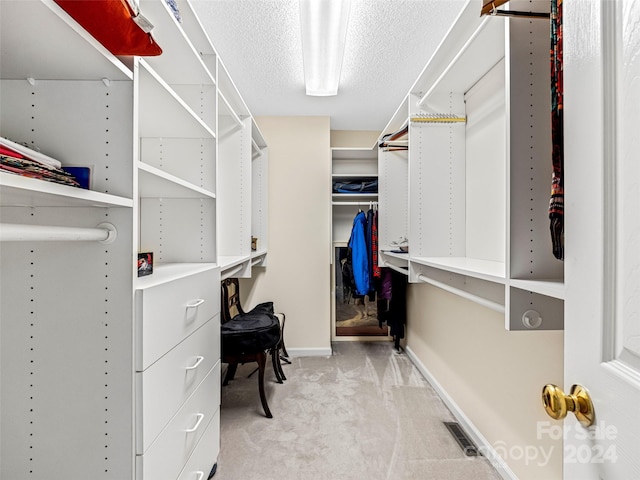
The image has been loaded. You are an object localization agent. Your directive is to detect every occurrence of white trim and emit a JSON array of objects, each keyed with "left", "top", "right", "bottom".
[
  {"left": 286, "top": 347, "right": 333, "bottom": 357},
  {"left": 404, "top": 346, "right": 518, "bottom": 480}
]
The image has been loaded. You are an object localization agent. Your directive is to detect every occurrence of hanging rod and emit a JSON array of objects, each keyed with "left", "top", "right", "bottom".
[
  {"left": 251, "top": 256, "right": 265, "bottom": 267},
  {"left": 386, "top": 263, "right": 409, "bottom": 276},
  {"left": 0, "top": 222, "right": 117, "bottom": 244},
  {"left": 416, "top": 273, "right": 505, "bottom": 313},
  {"left": 220, "top": 263, "right": 244, "bottom": 281},
  {"left": 332, "top": 201, "right": 378, "bottom": 206},
  {"left": 481, "top": 0, "right": 550, "bottom": 18},
  {"left": 488, "top": 10, "right": 549, "bottom": 18},
  {"left": 411, "top": 115, "right": 466, "bottom": 124}
]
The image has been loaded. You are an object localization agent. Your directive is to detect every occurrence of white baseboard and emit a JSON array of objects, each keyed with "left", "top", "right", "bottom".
[
  {"left": 404, "top": 346, "right": 518, "bottom": 480},
  {"left": 287, "top": 347, "right": 333, "bottom": 357}
]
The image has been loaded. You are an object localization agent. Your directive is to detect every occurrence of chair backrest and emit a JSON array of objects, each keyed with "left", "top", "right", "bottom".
[{"left": 221, "top": 277, "right": 245, "bottom": 324}]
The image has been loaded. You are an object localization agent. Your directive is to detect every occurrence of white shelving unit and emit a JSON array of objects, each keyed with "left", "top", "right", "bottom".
[
  {"left": 251, "top": 119, "right": 269, "bottom": 266},
  {"left": 377, "top": 98, "right": 409, "bottom": 273},
  {"left": 0, "top": 1, "right": 267, "bottom": 478},
  {"left": 331, "top": 147, "right": 378, "bottom": 243},
  {"left": 379, "top": 0, "right": 562, "bottom": 330}
]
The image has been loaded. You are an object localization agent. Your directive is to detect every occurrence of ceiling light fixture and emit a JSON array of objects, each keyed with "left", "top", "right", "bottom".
[{"left": 299, "top": 0, "right": 351, "bottom": 96}]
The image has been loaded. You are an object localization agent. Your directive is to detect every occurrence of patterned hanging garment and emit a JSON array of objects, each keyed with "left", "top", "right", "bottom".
[
  {"left": 372, "top": 210, "right": 380, "bottom": 279},
  {"left": 549, "top": 0, "right": 564, "bottom": 260}
]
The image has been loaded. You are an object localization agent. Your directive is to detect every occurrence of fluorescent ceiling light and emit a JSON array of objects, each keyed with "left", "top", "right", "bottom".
[{"left": 299, "top": 0, "right": 351, "bottom": 96}]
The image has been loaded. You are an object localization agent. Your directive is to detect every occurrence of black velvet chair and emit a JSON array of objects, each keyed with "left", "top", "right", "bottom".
[{"left": 220, "top": 278, "right": 285, "bottom": 418}]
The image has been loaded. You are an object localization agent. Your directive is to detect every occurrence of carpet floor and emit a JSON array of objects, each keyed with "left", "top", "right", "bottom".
[{"left": 214, "top": 341, "right": 502, "bottom": 480}]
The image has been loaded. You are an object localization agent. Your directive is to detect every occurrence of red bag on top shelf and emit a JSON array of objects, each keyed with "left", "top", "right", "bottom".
[{"left": 54, "top": 0, "right": 162, "bottom": 56}]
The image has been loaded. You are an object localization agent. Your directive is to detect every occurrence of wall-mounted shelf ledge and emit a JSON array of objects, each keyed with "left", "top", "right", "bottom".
[
  {"left": 251, "top": 249, "right": 267, "bottom": 260},
  {"left": 0, "top": 172, "right": 133, "bottom": 208},
  {"left": 380, "top": 250, "right": 409, "bottom": 261},
  {"left": 509, "top": 278, "right": 565, "bottom": 300},
  {"left": 219, "top": 255, "right": 253, "bottom": 279},
  {"left": 135, "top": 263, "right": 219, "bottom": 289},
  {"left": 138, "top": 163, "right": 216, "bottom": 199},
  {"left": 411, "top": 256, "right": 506, "bottom": 284}
]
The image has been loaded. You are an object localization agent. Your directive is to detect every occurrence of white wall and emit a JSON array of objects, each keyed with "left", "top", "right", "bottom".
[
  {"left": 241, "top": 116, "right": 332, "bottom": 356},
  {"left": 406, "top": 283, "right": 564, "bottom": 480}
]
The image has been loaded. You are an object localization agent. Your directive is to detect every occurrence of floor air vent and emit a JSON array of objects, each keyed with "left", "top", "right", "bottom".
[{"left": 444, "top": 422, "right": 480, "bottom": 456}]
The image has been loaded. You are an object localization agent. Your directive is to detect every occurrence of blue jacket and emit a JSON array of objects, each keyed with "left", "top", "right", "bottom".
[{"left": 348, "top": 211, "right": 369, "bottom": 296}]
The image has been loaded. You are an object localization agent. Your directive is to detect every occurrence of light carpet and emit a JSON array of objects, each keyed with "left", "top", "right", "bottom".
[{"left": 214, "top": 341, "right": 502, "bottom": 480}]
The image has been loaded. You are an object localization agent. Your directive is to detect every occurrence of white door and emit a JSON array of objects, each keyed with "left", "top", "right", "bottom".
[{"left": 560, "top": 0, "right": 640, "bottom": 478}]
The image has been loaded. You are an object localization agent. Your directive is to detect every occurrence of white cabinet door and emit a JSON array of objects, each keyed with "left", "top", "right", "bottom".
[{"left": 562, "top": 0, "right": 640, "bottom": 478}]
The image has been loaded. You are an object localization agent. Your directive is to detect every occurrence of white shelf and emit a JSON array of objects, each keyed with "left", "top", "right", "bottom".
[
  {"left": 418, "top": 17, "right": 505, "bottom": 109},
  {"left": 0, "top": 0, "right": 132, "bottom": 81},
  {"left": 0, "top": 172, "right": 133, "bottom": 208},
  {"left": 509, "top": 278, "right": 565, "bottom": 300},
  {"left": 218, "top": 91, "right": 244, "bottom": 137},
  {"left": 218, "top": 255, "right": 250, "bottom": 270},
  {"left": 332, "top": 173, "right": 377, "bottom": 179},
  {"left": 135, "top": 262, "right": 218, "bottom": 289},
  {"left": 138, "top": 163, "right": 216, "bottom": 199},
  {"left": 332, "top": 193, "right": 378, "bottom": 199},
  {"left": 217, "top": 60, "right": 250, "bottom": 118},
  {"left": 138, "top": 61, "right": 216, "bottom": 139},
  {"left": 251, "top": 249, "right": 268, "bottom": 259},
  {"left": 380, "top": 250, "right": 410, "bottom": 261},
  {"left": 411, "top": 256, "right": 506, "bottom": 283},
  {"left": 139, "top": 0, "right": 215, "bottom": 86}
]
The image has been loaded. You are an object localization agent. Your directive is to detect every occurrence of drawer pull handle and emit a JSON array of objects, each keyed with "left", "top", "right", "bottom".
[
  {"left": 185, "top": 413, "right": 205, "bottom": 433},
  {"left": 186, "top": 299, "right": 205, "bottom": 309},
  {"left": 185, "top": 356, "right": 205, "bottom": 370},
  {"left": 195, "top": 472, "right": 205, "bottom": 480}
]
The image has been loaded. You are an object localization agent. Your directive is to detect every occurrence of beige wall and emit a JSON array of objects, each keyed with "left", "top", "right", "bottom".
[
  {"left": 241, "top": 116, "right": 332, "bottom": 355},
  {"left": 406, "top": 283, "right": 564, "bottom": 479},
  {"left": 330, "top": 129, "right": 379, "bottom": 148}
]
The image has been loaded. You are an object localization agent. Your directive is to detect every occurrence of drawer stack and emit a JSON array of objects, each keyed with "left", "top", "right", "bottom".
[{"left": 135, "top": 265, "right": 221, "bottom": 480}]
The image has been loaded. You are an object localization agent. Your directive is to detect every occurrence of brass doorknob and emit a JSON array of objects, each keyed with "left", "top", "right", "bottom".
[{"left": 542, "top": 384, "right": 595, "bottom": 427}]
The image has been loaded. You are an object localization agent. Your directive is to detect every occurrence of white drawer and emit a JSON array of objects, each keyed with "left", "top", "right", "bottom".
[
  {"left": 177, "top": 408, "right": 220, "bottom": 480},
  {"left": 136, "top": 317, "right": 221, "bottom": 454},
  {"left": 136, "top": 362, "right": 221, "bottom": 480},
  {"left": 135, "top": 267, "right": 220, "bottom": 371}
]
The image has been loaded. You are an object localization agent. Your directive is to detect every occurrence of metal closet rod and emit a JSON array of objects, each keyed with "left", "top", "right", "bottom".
[
  {"left": 251, "top": 256, "right": 264, "bottom": 267},
  {"left": 221, "top": 263, "right": 244, "bottom": 281},
  {"left": 386, "top": 263, "right": 409, "bottom": 276},
  {"left": 416, "top": 273, "right": 505, "bottom": 313},
  {"left": 0, "top": 222, "right": 117, "bottom": 244}
]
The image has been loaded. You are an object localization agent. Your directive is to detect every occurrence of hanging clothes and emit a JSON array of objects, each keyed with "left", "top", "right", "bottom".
[
  {"left": 366, "top": 208, "right": 376, "bottom": 299},
  {"left": 372, "top": 209, "right": 380, "bottom": 279},
  {"left": 348, "top": 210, "right": 369, "bottom": 296},
  {"left": 377, "top": 267, "right": 392, "bottom": 327},
  {"left": 388, "top": 269, "right": 407, "bottom": 349},
  {"left": 549, "top": 0, "right": 564, "bottom": 260}
]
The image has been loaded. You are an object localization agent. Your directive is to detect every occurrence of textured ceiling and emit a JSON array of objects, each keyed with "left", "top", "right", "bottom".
[{"left": 191, "top": 0, "right": 467, "bottom": 132}]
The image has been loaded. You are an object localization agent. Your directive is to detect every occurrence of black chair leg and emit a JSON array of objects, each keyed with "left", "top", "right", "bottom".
[
  {"left": 223, "top": 363, "right": 238, "bottom": 386},
  {"left": 271, "top": 349, "right": 283, "bottom": 383},
  {"left": 256, "top": 351, "right": 272, "bottom": 418},
  {"left": 274, "top": 347, "right": 286, "bottom": 381}
]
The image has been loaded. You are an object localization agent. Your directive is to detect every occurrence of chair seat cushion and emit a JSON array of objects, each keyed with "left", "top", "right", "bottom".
[{"left": 221, "top": 311, "right": 280, "bottom": 356}]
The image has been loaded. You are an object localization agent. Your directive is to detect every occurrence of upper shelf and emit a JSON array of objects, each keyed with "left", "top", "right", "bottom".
[
  {"left": 137, "top": 61, "right": 215, "bottom": 139},
  {"left": 0, "top": 172, "right": 133, "bottom": 208},
  {"left": 139, "top": 0, "right": 215, "bottom": 86},
  {"left": 411, "top": 256, "right": 506, "bottom": 283},
  {"left": 0, "top": 0, "right": 132, "bottom": 81},
  {"left": 137, "top": 163, "right": 215, "bottom": 199},
  {"left": 217, "top": 60, "right": 250, "bottom": 119},
  {"left": 417, "top": 17, "right": 505, "bottom": 111}
]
